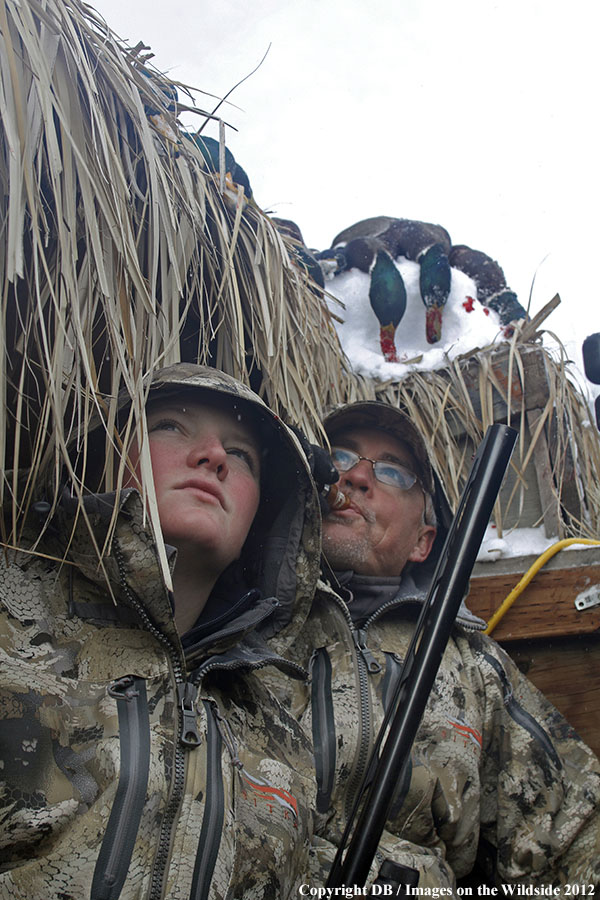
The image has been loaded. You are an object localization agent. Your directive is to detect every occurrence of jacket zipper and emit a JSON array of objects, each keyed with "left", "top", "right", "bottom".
[
  {"left": 362, "top": 592, "right": 484, "bottom": 633},
  {"left": 189, "top": 700, "right": 226, "bottom": 900},
  {"left": 382, "top": 652, "right": 413, "bottom": 817},
  {"left": 309, "top": 647, "right": 336, "bottom": 814},
  {"left": 362, "top": 595, "right": 414, "bottom": 632},
  {"left": 342, "top": 595, "right": 438, "bottom": 824},
  {"left": 113, "top": 543, "right": 201, "bottom": 900},
  {"left": 344, "top": 632, "right": 373, "bottom": 821},
  {"left": 91, "top": 675, "right": 151, "bottom": 900},
  {"left": 343, "top": 597, "right": 423, "bottom": 819},
  {"left": 190, "top": 654, "right": 307, "bottom": 683},
  {"left": 381, "top": 651, "right": 404, "bottom": 712},
  {"left": 113, "top": 544, "right": 306, "bottom": 899},
  {"left": 324, "top": 591, "right": 375, "bottom": 822}
]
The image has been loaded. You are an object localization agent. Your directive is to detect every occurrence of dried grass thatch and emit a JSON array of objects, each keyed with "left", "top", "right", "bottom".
[
  {"left": 2, "top": 0, "right": 598, "bottom": 571},
  {"left": 0, "top": 0, "right": 348, "bottom": 559}
]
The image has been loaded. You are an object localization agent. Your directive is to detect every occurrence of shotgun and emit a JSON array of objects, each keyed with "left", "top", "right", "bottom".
[{"left": 326, "top": 422, "right": 518, "bottom": 889}]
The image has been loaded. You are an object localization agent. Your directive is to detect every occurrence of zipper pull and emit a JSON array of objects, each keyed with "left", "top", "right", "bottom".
[
  {"left": 354, "top": 629, "right": 381, "bottom": 674},
  {"left": 307, "top": 649, "right": 320, "bottom": 677},
  {"left": 108, "top": 675, "right": 140, "bottom": 700},
  {"left": 177, "top": 682, "right": 202, "bottom": 748},
  {"left": 208, "top": 699, "right": 243, "bottom": 769}
]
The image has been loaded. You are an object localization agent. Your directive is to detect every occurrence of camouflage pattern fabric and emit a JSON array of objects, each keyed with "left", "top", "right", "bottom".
[
  {"left": 0, "top": 367, "right": 323, "bottom": 900},
  {"left": 286, "top": 579, "right": 600, "bottom": 893}
]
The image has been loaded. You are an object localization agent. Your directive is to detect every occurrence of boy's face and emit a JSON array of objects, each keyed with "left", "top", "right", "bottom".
[{"left": 125, "top": 397, "right": 261, "bottom": 573}]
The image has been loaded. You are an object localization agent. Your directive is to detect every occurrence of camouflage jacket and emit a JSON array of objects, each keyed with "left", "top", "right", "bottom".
[
  {"left": 0, "top": 473, "right": 323, "bottom": 899},
  {"left": 288, "top": 572, "right": 600, "bottom": 892}
]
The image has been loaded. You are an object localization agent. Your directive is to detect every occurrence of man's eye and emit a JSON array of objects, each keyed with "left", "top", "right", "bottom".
[{"left": 331, "top": 449, "right": 356, "bottom": 470}]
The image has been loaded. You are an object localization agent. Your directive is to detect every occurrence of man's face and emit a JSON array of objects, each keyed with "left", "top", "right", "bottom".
[
  {"left": 322, "top": 427, "right": 436, "bottom": 576},
  {"left": 125, "top": 398, "right": 261, "bottom": 574}
]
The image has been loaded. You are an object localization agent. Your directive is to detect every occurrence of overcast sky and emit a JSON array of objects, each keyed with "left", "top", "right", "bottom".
[{"left": 92, "top": 0, "right": 599, "bottom": 369}]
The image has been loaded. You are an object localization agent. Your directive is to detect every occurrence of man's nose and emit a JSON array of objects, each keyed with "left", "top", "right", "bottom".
[
  {"left": 340, "top": 459, "right": 373, "bottom": 492},
  {"left": 187, "top": 437, "right": 229, "bottom": 477}
]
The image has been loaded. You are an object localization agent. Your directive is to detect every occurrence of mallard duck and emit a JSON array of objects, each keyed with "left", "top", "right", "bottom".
[
  {"left": 418, "top": 242, "right": 451, "bottom": 343},
  {"left": 271, "top": 218, "right": 324, "bottom": 293},
  {"left": 368, "top": 250, "right": 407, "bottom": 362},
  {"left": 449, "top": 245, "right": 527, "bottom": 334},
  {"left": 187, "top": 134, "right": 252, "bottom": 199}
]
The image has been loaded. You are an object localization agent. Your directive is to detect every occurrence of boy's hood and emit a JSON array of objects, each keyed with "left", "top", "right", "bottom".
[{"left": 26, "top": 364, "right": 323, "bottom": 656}]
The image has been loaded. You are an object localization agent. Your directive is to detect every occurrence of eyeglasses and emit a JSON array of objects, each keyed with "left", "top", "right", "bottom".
[{"left": 331, "top": 447, "right": 420, "bottom": 491}]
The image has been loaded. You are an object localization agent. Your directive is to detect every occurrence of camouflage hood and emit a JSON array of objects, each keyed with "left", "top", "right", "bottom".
[
  {"left": 140, "top": 365, "right": 322, "bottom": 652},
  {"left": 47, "top": 364, "right": 323, "bottom": 657}
]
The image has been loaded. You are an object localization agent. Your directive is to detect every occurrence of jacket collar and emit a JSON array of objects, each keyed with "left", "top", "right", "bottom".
[
  {"left": 332, "top": 569, "right": 486, "bottom": 631},
  {"left": 51, "top": 486, "right": 180, "bottom": 643},
  {"left": 50, "top": 487, "right": 311, "bottom": 669}
]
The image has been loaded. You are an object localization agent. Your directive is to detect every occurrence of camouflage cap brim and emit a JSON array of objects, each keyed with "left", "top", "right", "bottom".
[{"left": 143, "top": 363, "right": 287, "bottom": 448}]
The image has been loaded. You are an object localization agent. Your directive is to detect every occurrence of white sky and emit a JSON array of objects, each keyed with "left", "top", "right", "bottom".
[{"left": 92, "top": 0, "right": 599, "bottom": 381}]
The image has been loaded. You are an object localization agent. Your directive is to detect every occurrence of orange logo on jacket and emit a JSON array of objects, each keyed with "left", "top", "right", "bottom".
[
  {"left": 239, "top": 769, "right": 299, "bottom": 823},
  {"left": 446, "top": 716, "right": 482, "bottom": 748}
]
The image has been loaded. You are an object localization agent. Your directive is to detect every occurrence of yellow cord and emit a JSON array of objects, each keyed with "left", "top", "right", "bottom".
[{"left": 483, "top": 538, "right": 600, "bottom": 635}]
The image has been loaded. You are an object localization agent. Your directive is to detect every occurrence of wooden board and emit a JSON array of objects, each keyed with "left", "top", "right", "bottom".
[
  {"left": 468, "top": 554, "right": 600, "bottom": 640},
  {"left": 444, "top": 345, "right": 583, "bottom": 534},
  {"left": 448, "top": 344, "right": 550, "bottom": 436}
]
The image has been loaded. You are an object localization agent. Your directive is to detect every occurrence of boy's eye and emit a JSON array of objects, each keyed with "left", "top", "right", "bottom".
[
  {"left": 227, "top": 447, "right": 258, "bottom": 473},
  {"left": 149, "top": 418, "right": 181, "bottom": 433}
]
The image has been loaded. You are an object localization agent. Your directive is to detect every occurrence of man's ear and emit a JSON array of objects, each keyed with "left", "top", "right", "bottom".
[{"left": 408, "top": 525, "right": 436, "bottom": 564}]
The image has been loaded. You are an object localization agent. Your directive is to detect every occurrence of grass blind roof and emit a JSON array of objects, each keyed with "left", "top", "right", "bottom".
[{"left": 2, "top": 0, "right": 598, "bottom": 562}]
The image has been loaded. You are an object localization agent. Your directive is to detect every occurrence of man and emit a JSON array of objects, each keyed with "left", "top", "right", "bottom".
[
  {"left": 0, "top": 364, "right": 322, "bottom": 899},
  {"left": 295, "top": 400, "right": 600, "bottom": 891}
]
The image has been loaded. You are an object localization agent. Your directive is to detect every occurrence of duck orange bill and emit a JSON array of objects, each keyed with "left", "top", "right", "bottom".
[
  {"left": 379, "top": 323, "right": 399, "bottom": 362},
  {"left": 425, "top": 305, "right": 443, "bottom": 344}
]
